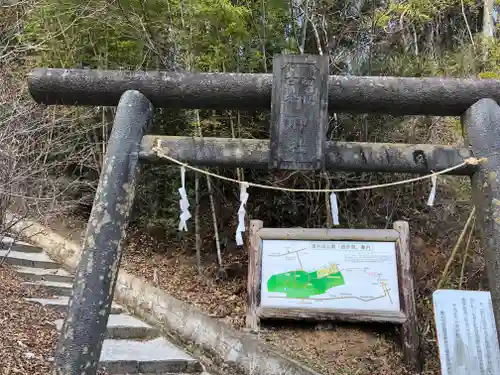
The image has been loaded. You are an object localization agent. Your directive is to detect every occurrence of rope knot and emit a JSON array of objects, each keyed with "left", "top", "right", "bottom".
[{"left": 464, "top": 157, "right": 487, "bottom": 165}]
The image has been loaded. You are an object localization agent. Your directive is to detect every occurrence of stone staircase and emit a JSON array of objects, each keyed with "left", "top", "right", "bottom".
[{"left": 0, "top": 239, "right": 210, "bottom": 375}]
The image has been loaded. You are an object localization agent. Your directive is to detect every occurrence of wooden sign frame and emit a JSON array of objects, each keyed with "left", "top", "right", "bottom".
[{"left": 245, "top": 220, "right": 420, "bottom": 370}]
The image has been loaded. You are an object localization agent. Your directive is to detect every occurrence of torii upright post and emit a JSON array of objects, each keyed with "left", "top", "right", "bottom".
[{"left": 462, "top": 98, "right": 500, "bottom": 351}]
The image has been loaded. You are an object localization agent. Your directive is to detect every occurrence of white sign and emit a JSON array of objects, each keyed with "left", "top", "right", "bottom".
[
  {"left": 260, "top": 239, "right": 400, "bottom": 312},
  {"left": 433, "top": 290, "right": 500, "bottom": 375}
]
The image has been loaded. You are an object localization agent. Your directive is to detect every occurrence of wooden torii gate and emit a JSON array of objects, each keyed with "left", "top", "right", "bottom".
[{"left": 28, "top": 54, "right": 500, "bottom": 375}]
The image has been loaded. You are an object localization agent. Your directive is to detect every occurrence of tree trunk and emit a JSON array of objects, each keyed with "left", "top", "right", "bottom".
[
  {"left": 483, "top": 0, "right": 495, "bottom": 40},
  {"left": 482, "top": 0, "right": 495, "bottom": 63}
]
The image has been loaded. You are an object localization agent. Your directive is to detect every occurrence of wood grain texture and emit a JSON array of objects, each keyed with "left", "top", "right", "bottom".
[
  {"left": 258, "top": 307, "right": 406, "bottom": 323},
  {"left": 394, "top": 221, "right": 421, "bottom": 372},
  {"left": 246, "top": 220, "right": 264, "bottom": 330},
  {"left": 257, "top": 228, "right": 399, "bottom": 241}
]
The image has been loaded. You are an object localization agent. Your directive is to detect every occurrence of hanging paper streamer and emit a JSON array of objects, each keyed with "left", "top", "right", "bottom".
[
  {"left": 329, "top": 192, "right": 340, "bottom": 226},
  {"left": 178, "top": 166, "right": 191, "bottom": 231},
  {"left": 236, "top": 182, "right": 249, "bottom": 246},
  {"left": 427, "top": 174, "right": 438, "bottom": 207}
]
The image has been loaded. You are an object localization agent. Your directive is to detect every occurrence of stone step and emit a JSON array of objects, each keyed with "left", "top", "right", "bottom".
[
  {"left": 14, "top": 266, "right": 74, "bottom": 283},
  {"left": 10, "top": 241, "right": 208, "bottom": 375},
  {"left": 99, "top": 337, "right": 202, "bottom": 374},
  {"left": 22, "top": 280, "right": 73, "bottom": 297},
  {"left": 25, "top": 296, "right": 125, "bottom": 315},
  {"left": 54, "top": 314, "right": 159, "bottom": 340},
  {"left": 1, "top": 236, "right": 43, "bottom": 253},
  {"left": 0, "top": 250, "right": 59, "bottom": 269}
]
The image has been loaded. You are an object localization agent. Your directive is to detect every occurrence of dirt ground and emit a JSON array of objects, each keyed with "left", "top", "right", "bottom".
[
  {"left": 0, "top": 263, "right": 62, "bottom": 375},
  {"left": 121, "top": 230, "right": 409, "bottom": 375},
  {"left": 43, "top": 197, "right": 485, "bottom": 375}
]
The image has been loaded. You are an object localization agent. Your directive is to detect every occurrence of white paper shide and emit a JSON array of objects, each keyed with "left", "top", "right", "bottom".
[
  {"left": 235, "top": 182, "right": 249, "bottom": 246},
  {"left": 178, "top": 166, "right": 191, "bottom": 231}
]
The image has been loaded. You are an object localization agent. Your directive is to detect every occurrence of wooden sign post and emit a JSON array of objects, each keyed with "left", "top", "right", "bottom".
[{"left": 246, "top": 221, "right": 420, "bottom": 370}]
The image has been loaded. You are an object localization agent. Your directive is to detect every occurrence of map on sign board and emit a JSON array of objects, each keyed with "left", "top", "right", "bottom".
[
  {"left": 260, "top": 240, "right": 400, "bottom": 312},
  {"left": 433, "top": 290, "right": 500, "bottom": 375}
]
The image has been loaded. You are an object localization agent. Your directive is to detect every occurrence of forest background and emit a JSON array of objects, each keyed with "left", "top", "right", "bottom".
[{"left": 1, "top": 0, "right": 499, "bottom": 374}]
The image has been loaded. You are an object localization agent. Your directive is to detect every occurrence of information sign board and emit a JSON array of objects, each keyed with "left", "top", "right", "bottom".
[
  {"left": 433, "top": 289, "right": 500, "bottom": 375},
  {"left": 260, "top": 239, "right": 401, "bottom": 314},
  {"left": 245, "top": 222, "right": 420, "bottom": 369}
]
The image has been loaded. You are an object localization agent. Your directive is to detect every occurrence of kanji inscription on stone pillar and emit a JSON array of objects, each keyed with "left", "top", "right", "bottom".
[{"left": 269, "top": 54, "right": 328, "bottom": 170}]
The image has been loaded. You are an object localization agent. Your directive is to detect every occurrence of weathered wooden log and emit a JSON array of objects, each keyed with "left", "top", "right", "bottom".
[
  {"left": 246, "top": 220, "right": 264, "bottom": 330},
  {"left": 393, "top": 221, "right": 421, "bottom": 372},
  {"left": 140, "top": 136, "right": 475, "bottom": 175},
  {"left": 29, "top": 68, "right": 500, "bottom": 115}
]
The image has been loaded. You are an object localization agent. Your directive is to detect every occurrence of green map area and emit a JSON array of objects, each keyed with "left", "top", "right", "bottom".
[{"left": 267, "top": 264, "right": 345, "bottom": 298}]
